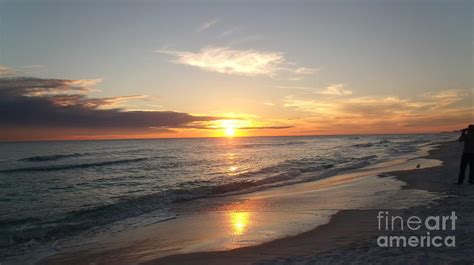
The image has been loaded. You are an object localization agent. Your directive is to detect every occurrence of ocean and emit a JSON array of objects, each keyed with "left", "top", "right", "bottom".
[{"left": 0, "top": 134, "right": 453, "bottom": 262}]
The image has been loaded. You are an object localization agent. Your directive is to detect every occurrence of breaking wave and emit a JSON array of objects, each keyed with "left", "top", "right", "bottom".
[{"left": 1, "top": 158, "right": 148, "bottom": 173}]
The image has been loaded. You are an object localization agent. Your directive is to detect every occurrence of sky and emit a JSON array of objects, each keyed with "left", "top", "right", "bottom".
[{"left": 0, "top": 0, "right": 472, "bottom": 141}]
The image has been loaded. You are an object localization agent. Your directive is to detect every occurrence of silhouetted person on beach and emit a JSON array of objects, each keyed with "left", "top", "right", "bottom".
[{"left": 458, "top": 124, "right": 474, "bottom": 184}]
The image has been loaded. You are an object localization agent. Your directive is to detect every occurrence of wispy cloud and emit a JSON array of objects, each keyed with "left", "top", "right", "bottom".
[
  {"left": 317, "top": 84, "right": 352, "bottom": 96},
  {"left": 157, "top": 46, "right": 315, "bottom": 78},
  {"left": 0, "top": 77, "right": 102, "bottom": 96},
  {"left": 220, "top": 27, "right": 241, "bottom": 37},
  {"left": 196, "top": 18, "right": 219, "bottom": 32},
  {"left": 283, "top": 88, "right": 472, "bottom": 133},
  {"left": 277, "top": 85, "right": 315, "bottom": 91},
  {"left": 158, "top": 46, "right": 284, "bottom": 76},
  {"left": 0, "top": 65, "right": 15, "bottom": 76},
  {"left": 51, "top": 94, "right": 147, "bottom": 109},
  {"left": 240, "top": 125, "right": 293, "bottom": 130},
  {"left": 291, "top": 67, "right": 318, "bottom": 75},
  {"left": 277, "top": 84, "right": 351, "bottom": 96},
  {"left": 285, "top": 89, "right": 470, "bottom": 116}
]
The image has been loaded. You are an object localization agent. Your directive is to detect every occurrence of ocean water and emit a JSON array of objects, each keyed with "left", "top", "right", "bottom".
[{"left": 0, "top": 134, "right": 453, "bottom": 261}]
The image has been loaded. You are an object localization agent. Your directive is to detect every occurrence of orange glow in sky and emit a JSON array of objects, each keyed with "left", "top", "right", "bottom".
[{"left": 0, "top": 2, "right": 472, "bottom": 141}]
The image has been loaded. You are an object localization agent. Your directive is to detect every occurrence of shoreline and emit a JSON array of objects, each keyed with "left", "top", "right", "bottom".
[
  {"left": 145, "top": 140, "right": 474, "bottom": 265},
  {"left": 35, "top": 139, "right": 473, "bottom": 265}
]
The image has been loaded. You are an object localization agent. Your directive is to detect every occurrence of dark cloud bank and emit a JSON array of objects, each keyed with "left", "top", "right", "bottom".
[{"left": 0, "top": 77, "right": 218, "bottom": 139}]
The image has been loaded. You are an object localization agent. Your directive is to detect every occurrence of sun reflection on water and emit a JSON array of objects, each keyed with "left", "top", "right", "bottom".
[{"left": 229, "top": 212, "right": 250, "bottom": 235}]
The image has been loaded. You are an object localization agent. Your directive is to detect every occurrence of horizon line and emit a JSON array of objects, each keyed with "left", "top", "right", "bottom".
[{"left": 0, "top": 131, "right": 457, "bottom": 144}]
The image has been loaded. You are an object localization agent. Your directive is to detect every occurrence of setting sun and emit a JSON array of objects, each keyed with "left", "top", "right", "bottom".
[
  {"left": 214, "top": 119, "right": 243, "bottom": 137},
  {"left": 225, "top": 127, "right": 235, "bottom": 137}
]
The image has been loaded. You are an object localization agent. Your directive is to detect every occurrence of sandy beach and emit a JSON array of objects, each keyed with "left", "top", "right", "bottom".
[
  {"left": 36, "top": 139, "right": 474, "bottom": 265},
  {"left": 2, "top": 1, "right": 472, "bottom": 264}
]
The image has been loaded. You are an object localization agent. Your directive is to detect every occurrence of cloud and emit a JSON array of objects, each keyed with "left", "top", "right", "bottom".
[
  {"left": 158, "top": 46, "right": 285, "bottom": 76},
  {"left": 277, "top": 85, "right": 314, "bottom": 90},
  {"left": 283, "top": 88, "right": 472, "bottom": 133},
  {"left": 158, "top": 46, "right": 315, "bottom": 78},
  {"left": 285, "top": 89, "right": 470, "bottom": 117},
  {"left": 239, "top": 125, "right": 293, "bottom": 130},
  {"left": 0, "top": 77, "right": 219, "bottom": 135},
  {"left": 291, "top": 67, "right": 318, "bottom": 75},
  {"left": 220, "top": 27, "right": 241, "bottom": 37},
  {"left": 278, "top": 84, "right": 351, "bottom": 96},
  {"left": 196, "top": 18, "right": 219, "bottom": 32},
  {"left": 48, "top": 94, "right": 147, "bottom": 109},
  {"left": 277, "top": 84, "right": 352, "bottom": 97},
  {"left": 317, "top": 84, "right": 352, "bottom": 96},
  {"left": 0, "top": 77, "right": 102, "bottom": 96},
  {"left": 0, "top": 65, "right": 15, "bottom": 76}
]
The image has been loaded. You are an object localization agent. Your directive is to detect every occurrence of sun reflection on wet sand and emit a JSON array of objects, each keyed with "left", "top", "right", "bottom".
[{"left": 229, "top": 211, "right": 250, "bottom": 235}]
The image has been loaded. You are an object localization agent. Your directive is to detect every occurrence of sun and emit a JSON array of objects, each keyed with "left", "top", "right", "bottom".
[
  {"left": 212, "top": 118, "right": 249, "bottom": 138},
  {"left": 225, "top": 127, "right": 236, "bottom": 137},
  {"left": 218, "top": 119, "right": 239, "bottom": 137}
]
